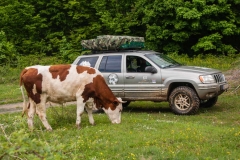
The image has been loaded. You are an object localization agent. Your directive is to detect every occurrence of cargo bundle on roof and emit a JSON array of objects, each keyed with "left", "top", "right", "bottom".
[{"left": 81, "top": 35, "right": 145, "bottom": 50}]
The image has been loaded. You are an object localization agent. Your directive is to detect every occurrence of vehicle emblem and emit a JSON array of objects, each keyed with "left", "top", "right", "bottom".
[{"left": 108, "top": 74, "right": 119, "bottom": 85}]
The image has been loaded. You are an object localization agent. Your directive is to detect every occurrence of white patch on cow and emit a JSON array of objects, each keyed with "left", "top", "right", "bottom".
[
  {"left": 40, "top": 65, "right": 98, "bottom": 103},
  {"left": 79, "top": 61, "right": 91, "bottom": 67},
  {"left": 103, "top": 107, "right": 122, "bottom": 124},
  {"left": 102, "top": 98, "right": 123, "bottom": 124},
  {"left": 84, "top": 98, "right": 96, "bottom": 125},
  {"left": 32, "top": 84, "right": 37, "bottom": 94}
]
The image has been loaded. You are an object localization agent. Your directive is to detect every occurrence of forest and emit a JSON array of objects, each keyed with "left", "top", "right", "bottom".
[{"left": 0, "top": 0, "right": 240, "bottom": 65}]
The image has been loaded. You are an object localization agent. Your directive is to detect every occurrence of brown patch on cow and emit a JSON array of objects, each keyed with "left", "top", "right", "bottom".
[
  {"left": 76, "top": 65, "right": 96, "bottom": 74},
  {"left": 49, "top": 65, "right": 71, "bottom": 81},
  {"left": 20, "top": 69, "right": 28, "bottom": 86},
  {"left": 20, "top": 68, "right": 43, "bottom": 104},
  {"left": 81, "top": 75, "right": 118, "bottom": 110}
]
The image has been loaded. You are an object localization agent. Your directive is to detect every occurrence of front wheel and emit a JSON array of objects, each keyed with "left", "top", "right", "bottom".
[{"left": 169, "top": 86, "right": 200, "bottom": 115}]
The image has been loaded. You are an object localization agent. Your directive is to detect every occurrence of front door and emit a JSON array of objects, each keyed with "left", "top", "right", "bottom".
[
  {"left": 124, "top": 55, "right": 162, "bottom": 100},
  {"left": 98, "top": 54, "right": 124, "bottom": 97}
]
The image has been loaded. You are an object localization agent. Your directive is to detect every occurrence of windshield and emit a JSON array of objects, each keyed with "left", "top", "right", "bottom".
[{"left": 146, "top": 54, "right": 181, "bottom": 68}]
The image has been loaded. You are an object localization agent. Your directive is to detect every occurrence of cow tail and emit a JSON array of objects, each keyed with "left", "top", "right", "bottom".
[
  {"left": 20, "top": 86, "right": 28, "bottom": 117},
  {"left": 20, "top": 69, "right": 28, "bottom": 117}
]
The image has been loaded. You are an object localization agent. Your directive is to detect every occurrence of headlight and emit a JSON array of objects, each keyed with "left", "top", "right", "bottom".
[{"left": 199, "top": 75, "right": 216, "bottom": 83}]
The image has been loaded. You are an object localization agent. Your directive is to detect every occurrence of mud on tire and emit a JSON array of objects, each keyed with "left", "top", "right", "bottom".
[{"left": 169, "top": 86, "right": 200, "bottom": 115}]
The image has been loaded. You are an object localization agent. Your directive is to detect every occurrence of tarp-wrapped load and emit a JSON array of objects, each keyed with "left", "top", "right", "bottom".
[{"left": 81, "top": 35, "right": 144, "bottom": 50}]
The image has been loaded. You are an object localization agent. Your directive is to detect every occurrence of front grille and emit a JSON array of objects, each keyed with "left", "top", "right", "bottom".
[{"left": 213, "top": 73, "right": 226, "bottom": 83}]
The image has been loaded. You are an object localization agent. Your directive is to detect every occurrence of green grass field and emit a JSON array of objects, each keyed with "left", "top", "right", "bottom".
[
  {"left": 1, "top": 54, "right": 240, "bottom": 159},
  {"left": 1, "top": 93, "right": 240, "bottom": 159}
]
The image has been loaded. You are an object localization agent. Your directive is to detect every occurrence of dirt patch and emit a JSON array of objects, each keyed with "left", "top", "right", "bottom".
[
  {"left": 0, "top": 102, "right": 77, "bottom": 114},
  {"left": 0, "top": 102, "right": 22, "bottom": 114},
  {"left": 224, "top": 69, "right": 240, "bottom": 90}
]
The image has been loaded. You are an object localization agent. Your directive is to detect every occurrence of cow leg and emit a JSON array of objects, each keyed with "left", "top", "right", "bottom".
[
  {"left": 76, "top": 99, "right": 85, "bottom": 129},
  {"left": 36, "top": 103, "right": 52, "bottom": 131},
  {"left": 27, "top": 99, "right": 36, "bottom": 130},
  {"left": 85, "top": 102, "right": 95, "bottom": 125}
]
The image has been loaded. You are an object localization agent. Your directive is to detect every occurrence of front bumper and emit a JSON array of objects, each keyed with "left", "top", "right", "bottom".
[{"left": 197, "top": 83, "right": 229, "bottom": 99}]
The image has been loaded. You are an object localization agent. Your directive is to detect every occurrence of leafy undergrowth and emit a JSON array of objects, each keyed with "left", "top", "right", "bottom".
[{"left": 1, "top": 93, "right": 240, "bottom": 159}]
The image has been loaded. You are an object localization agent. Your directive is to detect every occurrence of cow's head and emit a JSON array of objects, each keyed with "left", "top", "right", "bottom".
[{"left": 102, "top": 98, "right": 125, "bottom": 124}]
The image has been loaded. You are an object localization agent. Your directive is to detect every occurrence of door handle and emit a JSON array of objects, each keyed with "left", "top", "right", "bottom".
[{"left": 126, "top": 76, "right": 135, "bottom": 79}]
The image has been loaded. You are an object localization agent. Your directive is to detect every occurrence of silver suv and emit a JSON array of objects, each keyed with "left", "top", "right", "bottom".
[{"left": 73, "top": 50, "right": 228, "bottom": 115}]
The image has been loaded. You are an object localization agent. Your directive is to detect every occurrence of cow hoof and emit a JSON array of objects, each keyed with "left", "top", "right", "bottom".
[
  {"left": 76, "top": 124, "right": 81, "bottom": 130},
  {"left": 47, "top": 128, "right": 53, "bottom": 132}
]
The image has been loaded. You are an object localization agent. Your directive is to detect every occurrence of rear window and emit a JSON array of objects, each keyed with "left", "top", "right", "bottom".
[
  {"left": 99, "top": 55, "right": 122, "bottom": 72},
  {"left": 76, "top": 57, "right": 98, "bottom": 67}
]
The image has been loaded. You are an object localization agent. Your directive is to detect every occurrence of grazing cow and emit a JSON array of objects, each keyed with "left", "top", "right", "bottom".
[{"left": 20, "top": 64, "right": 124, "bottom": 131}]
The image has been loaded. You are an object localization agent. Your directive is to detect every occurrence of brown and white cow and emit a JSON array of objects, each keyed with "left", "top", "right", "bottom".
[{"left": 20, "top": 64, "right": 124, "bottom": 131}]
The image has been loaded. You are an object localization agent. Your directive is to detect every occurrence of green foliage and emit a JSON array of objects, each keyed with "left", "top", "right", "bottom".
[
  {"left": 1, "top": 0, "right": 240, "bottom": 62},
  {"left": 133, "top": 0, "right": 240, "bottom": 55},
  {"left": 0, "top": 31, "right": 18, "bottom": 65}
]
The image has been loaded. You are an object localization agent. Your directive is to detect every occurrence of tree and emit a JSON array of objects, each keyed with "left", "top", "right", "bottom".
[
  {"left": 133, "top": 0, "right": 240, "bottom": 55},
  {"left": 0, "top": 31, "right": 17, "bottom": 65}
]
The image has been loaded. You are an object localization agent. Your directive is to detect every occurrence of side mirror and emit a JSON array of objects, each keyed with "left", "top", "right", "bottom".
[{"left": 145, "top": 66, "right": 157, "bottom": 73}]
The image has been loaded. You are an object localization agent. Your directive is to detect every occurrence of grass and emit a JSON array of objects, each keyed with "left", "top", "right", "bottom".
[
  {"left": 0, "top": 84, "right": 22, "bottom": 105},
  {"left": 168, "top": 53, "right": 238, "bottom": 71},
  {"left": 1, "top": 53, "right": 240, "bottom": 159},
  {"left": 1, "top": 92, "right": 240, "bottom": 159}
]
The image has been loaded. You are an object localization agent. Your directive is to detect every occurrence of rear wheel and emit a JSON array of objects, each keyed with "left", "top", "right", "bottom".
[
  {"left": 169, "top": 86, "right": 200, "bottom": 115},
  {"left": 122, "top": 101, "right": 131, "bottom": 108},
  {"left": 200, "top": 96, "right": 218, "bottom": 108}
]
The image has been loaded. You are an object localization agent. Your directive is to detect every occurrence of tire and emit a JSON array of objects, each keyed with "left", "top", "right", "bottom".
[
  {"left": 169, "top": 86, "right": 200, "bottom": 115},
  {"left": 122, "top": 101, "right": 131, "bottom": 108},
  {"left": 200, "top": 96, "right": 218, "bottom": 108}
]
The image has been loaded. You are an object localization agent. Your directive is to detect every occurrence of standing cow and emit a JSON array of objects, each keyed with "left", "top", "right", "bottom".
[{"left": 20, "top": 64, "right": 124, "bottom": 131}]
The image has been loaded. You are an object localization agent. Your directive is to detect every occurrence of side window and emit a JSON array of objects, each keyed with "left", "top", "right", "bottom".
[
  {"left": 77, "top": 57, "right": 98, "bottom": 67},
  {"left": 99, "top": 55, "right": 122, "bottom": 72},
  {"left": 126, "top": 56, "right": 151, "bottom": 72}
]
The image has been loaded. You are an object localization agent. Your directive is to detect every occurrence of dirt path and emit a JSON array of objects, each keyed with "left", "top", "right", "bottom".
[
  {"left": 0, "top": 102, "right": 23, "bottom": 114},
  {"left": 0, "top": 102, "right": 77, "bottom": 114}
]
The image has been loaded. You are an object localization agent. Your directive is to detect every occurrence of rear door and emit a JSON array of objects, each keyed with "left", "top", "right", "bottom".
[{"left": 97, "top": 54, "right": 124, "bottom": 97}]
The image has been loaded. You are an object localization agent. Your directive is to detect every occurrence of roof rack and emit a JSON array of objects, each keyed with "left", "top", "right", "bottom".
[
  {"left": 90, "top": 49, "right": 139, "bottom": 54},
  {"left": 81, "top": 35, "right": 145, "bottom": 51}
]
